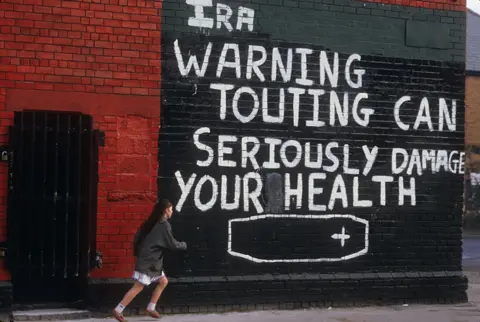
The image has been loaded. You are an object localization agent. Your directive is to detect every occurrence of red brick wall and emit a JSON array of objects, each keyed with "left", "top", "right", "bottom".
[
  {"left": 465, "top": 76, "right": 480, "bottom": 228},
  {"left": 362, "top": 0, "right": 465, "bottom": 11},
  {"left": 465, "top": 75, "right": 480, "bottom": 192},
  {"left": 0, "top": 0, "right": 161, "bottom": 279},
  {"left": 466, "top": 76, "right": 480, "bottom": 148}
]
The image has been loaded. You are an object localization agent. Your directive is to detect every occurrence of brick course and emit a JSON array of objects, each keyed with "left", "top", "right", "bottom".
[{"left": 363, "top": 0, "right": 465, "bottom": 11}]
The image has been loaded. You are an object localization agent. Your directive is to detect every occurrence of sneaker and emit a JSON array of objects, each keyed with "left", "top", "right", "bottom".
[
  {"left": 146, "top": 309, "right": 161, "bottom": 319},
  {"left": 113, "top": 310, "right": 127, "bottom": 322}
]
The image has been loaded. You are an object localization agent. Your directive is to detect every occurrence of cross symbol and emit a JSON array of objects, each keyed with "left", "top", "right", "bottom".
[{"left": 331, "top": 226, "right": 350, "bottom": 247}]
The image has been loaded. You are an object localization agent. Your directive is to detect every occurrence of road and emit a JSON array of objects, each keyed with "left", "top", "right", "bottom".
[
  {"left": 17, "top": 235, "right": 480, "bottom": 322},
  {"left": 463, "top": 234, "right": 480, "bottom": 271}
]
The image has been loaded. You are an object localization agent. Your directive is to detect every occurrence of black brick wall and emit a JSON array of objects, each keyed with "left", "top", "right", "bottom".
[
  {"left": 161, "top": 0, "right": 465, "bottom": 62},
  {"left": 90, "top": 0, "right": 468, "bottom": 312}
]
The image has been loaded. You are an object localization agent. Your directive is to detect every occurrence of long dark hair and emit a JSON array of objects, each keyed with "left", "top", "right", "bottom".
[{"left": 134, "top": 199, "right": 172, "bottom": 252}]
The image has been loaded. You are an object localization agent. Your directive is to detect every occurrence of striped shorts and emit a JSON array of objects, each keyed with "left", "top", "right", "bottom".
[{"left": 132, "top": 270, "right": 165, "bottom": 286}]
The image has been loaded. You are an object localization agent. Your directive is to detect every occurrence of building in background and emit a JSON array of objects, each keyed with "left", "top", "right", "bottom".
[
  {"left": 0, "top": 0, "right": 468, "bottom": 312},
  {"left": 465, "top": 1, "right": 480, "bottom": 230}
]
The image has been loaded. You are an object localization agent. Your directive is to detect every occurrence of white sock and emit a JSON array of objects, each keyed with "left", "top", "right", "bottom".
[
  {"left": 115, "top": 304, "right": 125, "bottom": 314},
  {"left": 147, "top": 302, "right": 156, "bottom": 312}
]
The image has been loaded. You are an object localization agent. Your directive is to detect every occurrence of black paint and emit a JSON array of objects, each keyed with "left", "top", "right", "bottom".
[
  {"left": 230, "top": 216, "right": 367, "bottom": 262},
  {"left": 157, "top": 0, "right": 466, "bottom": 308},
  {"left": 159, "top": 34, "right": 465, "bottom": 274},
  {"left": 405, "top": 20, "right": 453, "bottom": 49},
  {"left": 87, "top": 273, "right": 467, "bottom": 313},
  {"left": 161, "top": 0, "right": 465, "bottom": 63},
  {"left": 6, "top": 111, "right": 100, "bottom": 303}
]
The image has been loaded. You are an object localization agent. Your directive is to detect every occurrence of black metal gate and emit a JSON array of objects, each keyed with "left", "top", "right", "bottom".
[{"left": 6, "top": 110, "right": 99, "bottom": 303}]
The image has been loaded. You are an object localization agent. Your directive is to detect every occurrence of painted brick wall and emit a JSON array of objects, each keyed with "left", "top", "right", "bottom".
[
  {"left": 0, "top": 0, "right": 161, "bottom": 282},
  {"left": 144, "top": 0, "right": 467, "bottom": 311},
  {"left": 364, "top": 0, "right": 464, "bottom": 10},
  {"left": 0, "top": 0, "right": 469, "bottom": 311}
]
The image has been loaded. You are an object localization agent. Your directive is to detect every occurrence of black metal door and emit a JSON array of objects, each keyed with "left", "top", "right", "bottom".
[{"left": 6, "top": 110, "right": 99, "bottom": 303}]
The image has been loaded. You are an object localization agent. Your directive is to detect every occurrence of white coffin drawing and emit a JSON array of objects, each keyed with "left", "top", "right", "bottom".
[{"left": 227, "top": 214, "right": 369, "bottom": 263}]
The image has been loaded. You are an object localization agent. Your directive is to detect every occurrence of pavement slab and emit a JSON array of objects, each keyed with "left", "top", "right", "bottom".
[{"left": 58, "top": 304, "right": 480, "bottom": 322}]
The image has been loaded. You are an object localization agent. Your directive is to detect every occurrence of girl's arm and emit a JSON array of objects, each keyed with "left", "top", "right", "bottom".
[{"left": 160, "top": 223, "right": 187, "bottom": 251}]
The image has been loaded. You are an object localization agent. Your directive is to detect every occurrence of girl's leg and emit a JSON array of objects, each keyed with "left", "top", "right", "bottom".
[
  {"left": 146, "top": 276, "right": 168, "bottom": 318},
  {"left": 113, "top": 282, "right": 145, "bottom": 321}
]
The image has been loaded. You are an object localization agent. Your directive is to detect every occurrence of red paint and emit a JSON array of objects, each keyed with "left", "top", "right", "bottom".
[
  {"left": 6, "top": 90, "right": 160, "bottom": 118},
  {"left": 359, "top": 0, "right": 465, "bottom": 11},
  {"left": 0, "top": 0, "right": 161, "bottom": 280}
]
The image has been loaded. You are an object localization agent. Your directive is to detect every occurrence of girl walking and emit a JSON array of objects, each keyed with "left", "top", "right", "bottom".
[{"left": 113, "top": 199, "right": 187, "bottom": 321}]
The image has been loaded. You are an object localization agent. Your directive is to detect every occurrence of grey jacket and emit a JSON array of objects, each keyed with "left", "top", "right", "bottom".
[{"left": 133, "top": 219, "right": 187, "bottom": 277}]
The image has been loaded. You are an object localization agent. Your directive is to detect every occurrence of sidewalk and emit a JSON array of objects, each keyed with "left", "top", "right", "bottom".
[
  {"left": 58, "top": 303, "right": 480, "bottom": 322},
  {"left": 49, "top": 271, "right": 480, "bottom": 322},
  {"left": 10, "top": 270, "right": 480, "bottom": 322}
]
